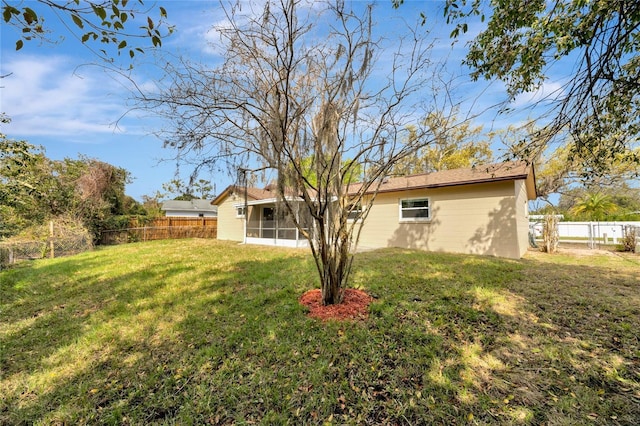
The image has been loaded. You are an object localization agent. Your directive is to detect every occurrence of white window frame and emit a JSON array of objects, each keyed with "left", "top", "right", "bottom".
[
  {"left": 346, "top": 202, "right": 364, "bottom": 222},
  {"left": 236, "top": 206, "right": 246, "bottom": 218},
  {"left": 399, "top": 197, "right": 431, "bottom": 222}
]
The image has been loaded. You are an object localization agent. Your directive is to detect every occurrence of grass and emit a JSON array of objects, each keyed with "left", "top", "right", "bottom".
[{"left": 1, "top": 239, "right": 639, "bottom": 425}]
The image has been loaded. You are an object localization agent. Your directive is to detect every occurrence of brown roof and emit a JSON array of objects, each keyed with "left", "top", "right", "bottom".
[
  {"left": 212, "top": 161, "right": 537, "bottom": 205},
  {"left": 211, "top": 184, "right": 302, "bottom": 205},
  {"left": 348, "top": 161, "right": 536, "bottom": 197},
  {"left": 211, "top": 185, "right": 273, "bottom": 205}
]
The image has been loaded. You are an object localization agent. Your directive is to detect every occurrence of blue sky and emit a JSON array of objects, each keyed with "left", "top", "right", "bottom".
[{"left": 0, "top": 1, "right": 563, "bottom": 202}]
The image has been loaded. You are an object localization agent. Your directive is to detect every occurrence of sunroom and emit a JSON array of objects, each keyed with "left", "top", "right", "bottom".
[{"left": 235, "top": 198, "right": 312, "bottom": 248}]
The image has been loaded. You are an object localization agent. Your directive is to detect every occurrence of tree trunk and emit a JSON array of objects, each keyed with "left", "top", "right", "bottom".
[
  {"left": 319, "top": 229, "right": 351, "bottom": 305},
  {"left": 321, "top": 268, "right": 343, "bottom": 305}
]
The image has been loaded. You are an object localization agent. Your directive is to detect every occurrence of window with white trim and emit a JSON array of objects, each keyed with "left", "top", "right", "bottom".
[
  {"left": 399, "top": 197, "right": 430, "bottom": 221},
  {"left": 236, "top": 206, "right": 246, "bottom": 218},
  {"left": 347, "top": 202, "right": 363, "bottom": 221}
]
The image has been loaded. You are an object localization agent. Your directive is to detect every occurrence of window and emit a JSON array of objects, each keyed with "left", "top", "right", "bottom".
[
  {"left": 399, "top": 197, "right": 430, "bottom": 221},
  {"left": 236, "top": 206, "right": 246, "bottom": 218},
  {"left": 347, "top": 202, "right": 363, "bottom": 221}
]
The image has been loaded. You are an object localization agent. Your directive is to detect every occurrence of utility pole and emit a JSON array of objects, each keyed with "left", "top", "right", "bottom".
[{"left": 237, "top": 166, "right": 270, "bottom": 244}]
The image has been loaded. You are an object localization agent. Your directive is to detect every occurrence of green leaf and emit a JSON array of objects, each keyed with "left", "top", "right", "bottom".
[
  {"left": 118, "top": 40, "right": 127, "bottom": 49},
  {"left": 152, "top": 35, "right": 161, "bottom": 47},
  {"left": 160, "top": 6, "right": 167, "bottom": 18},
  {"left": 147, "top": 17, "right": 154, "bottom": 30},
  {"left": 3, "top": 6, "right": 16, "bottom": 23},
  {"left": 81, "top": 33, "right": 90, "bottom": 43},
  {"left": 72, "top": 14, "right": 83, "bottom": 29},
  {"left": 120, "top": 12, "right": 128, "bottom": 23},
  {"left": 23, "top": 8, "right": 37, "bottom": 25},
  {"left": 93, "top": 6, "right": 106, "bottom": 21},
  {"left": 15, "top": 39, "right": 23, "bottom": 51},
  {"left": 129, "top": 49, "right": 135, "bottom": 58}
]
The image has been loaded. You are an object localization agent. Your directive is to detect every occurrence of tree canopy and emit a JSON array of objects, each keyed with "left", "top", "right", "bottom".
[
  {"left": 390, "top": 110, "right": 492, "bottom": 175},
  {"left": 160, "top": 178, "right": 216, "bottom": 201},
  {"left": 569, "top": 192, "right": 619, "bottom": 221},
  {"left": 395, "top": 0, "right": 640, "bottom": 178},
  {"left": 0, "top": 132, "right": 140, "bottom": 240},
  {"left": 2, "top": 0, "right": 172, "bottom": 61}
]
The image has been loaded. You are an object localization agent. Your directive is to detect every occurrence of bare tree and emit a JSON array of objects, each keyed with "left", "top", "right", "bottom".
[{"left": 140, "top": 0, "right": 458, "bottom": 305}]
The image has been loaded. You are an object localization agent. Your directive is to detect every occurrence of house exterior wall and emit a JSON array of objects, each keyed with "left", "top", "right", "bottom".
[
  {"left": 216, "top": 194, "right": 246, "bottom": 242},
  {"left": 165, "top": 211, "right": 217, "bottom": 218},
  {"left": 357, "top": 180, "right": 525, "bottom": 258},
  {"left": 514, "top": 179, "right": 531, "bottom": 257}
]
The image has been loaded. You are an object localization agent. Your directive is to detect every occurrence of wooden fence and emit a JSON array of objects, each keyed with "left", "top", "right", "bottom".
[
  {"left": 100, "top": 217, "right": 217, "bottom": 245},
  {"left": 130, "top": 217, "right": 218, "bottom": 228}
]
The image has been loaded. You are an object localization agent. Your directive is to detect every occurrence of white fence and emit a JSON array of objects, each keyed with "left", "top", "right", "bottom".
[{"left": 529, "top": 220, "right": 640, "bottom": 248}]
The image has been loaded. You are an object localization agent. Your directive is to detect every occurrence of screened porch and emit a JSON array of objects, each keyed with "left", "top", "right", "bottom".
[{"left": 242, "top": 202, "right": 311, "bottom": 248}]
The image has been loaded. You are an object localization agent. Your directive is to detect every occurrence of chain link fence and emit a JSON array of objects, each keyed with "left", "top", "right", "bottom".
[
  {"left": 0, "top": 232, "right": 92, "bottom": 270},
  {"left": 1, "top": 217, "right": 218, "bottom": 269}
]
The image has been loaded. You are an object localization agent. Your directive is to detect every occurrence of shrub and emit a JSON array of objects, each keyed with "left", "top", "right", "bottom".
[
  {"left": 621, "top": 226, "right": 638, "bottom": 252},
  {"left": 540, "top": 215, "right": 559, "bottom": 253}
]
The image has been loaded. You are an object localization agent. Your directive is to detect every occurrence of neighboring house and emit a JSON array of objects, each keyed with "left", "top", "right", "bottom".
[
  {"left": 211, "top": 161, "right": 537, "bottom": 258},
  {"left": 161, "top": 199, "right": 218, "bottom": 218}
]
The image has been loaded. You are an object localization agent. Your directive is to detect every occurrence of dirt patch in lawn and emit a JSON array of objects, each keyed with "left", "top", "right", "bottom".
[
  {"left": 300, "top": 289, "right": 373, "bottom": 321},
  {"left": 527, "top": 246, "right": 621, "bottom": 257}
]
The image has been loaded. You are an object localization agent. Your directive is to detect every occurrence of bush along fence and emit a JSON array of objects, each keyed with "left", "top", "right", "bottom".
[
  {"left": 0, "top": 221, "right": 93, "bottom": 269},
  {"left": 100, "top": 217, "right": 217, "bottom": 245}
]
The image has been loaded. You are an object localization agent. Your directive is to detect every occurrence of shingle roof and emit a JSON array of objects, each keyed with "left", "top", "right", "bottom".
[
  {"left": 212, "top": 161, "right": 537, "bottom": 205},
  {"left": 211, "top": 185, "right": 279, "bottom": 205},
  {"left": 348, "top": 161, "right": 535, "bottom": 196},
  {"left": 211, "top": 184, "right": 306, "bottom": 205},
  {"left": 161, "top": 199, "right": 218, "bottom": 212}
]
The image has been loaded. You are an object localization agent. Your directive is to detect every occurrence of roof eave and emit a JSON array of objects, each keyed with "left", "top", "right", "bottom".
[{"left": 357, "top": 174, "right": 531, "bottom": 196}]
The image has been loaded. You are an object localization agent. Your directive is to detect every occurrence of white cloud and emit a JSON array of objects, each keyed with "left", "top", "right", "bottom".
[
  {"left": 1, "top": 54, "right": 133, "bottom": 139},
  {"left": 511, "top": 80, "right": 565, "bottom": 108}
]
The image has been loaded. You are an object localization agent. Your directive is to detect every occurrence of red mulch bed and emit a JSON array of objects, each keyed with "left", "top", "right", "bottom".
[{"left": 299, "top": 288, "right": 373, "bottom": 321}]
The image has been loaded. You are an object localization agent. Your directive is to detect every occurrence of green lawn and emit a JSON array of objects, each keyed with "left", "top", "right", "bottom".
[{"left": 1, "top": 240, "right": 639, "bottom": 425}]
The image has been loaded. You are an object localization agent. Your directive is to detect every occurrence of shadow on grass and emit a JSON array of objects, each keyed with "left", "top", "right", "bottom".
[
  {"left": 352, "top": 249, "right": 640, "bottom": 424},
  {"left": 1, "top": 241, "right": 639, "bottom": 424}
]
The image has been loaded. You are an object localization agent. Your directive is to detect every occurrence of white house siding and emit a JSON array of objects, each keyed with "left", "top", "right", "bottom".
[{"left": 165, "top": 211, "right": 217, "bottom": 218}]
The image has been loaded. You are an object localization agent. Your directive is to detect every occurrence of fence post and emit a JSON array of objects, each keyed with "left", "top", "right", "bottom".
[{"left": 49, "top": 220, "right": 55, "bottom": 258}]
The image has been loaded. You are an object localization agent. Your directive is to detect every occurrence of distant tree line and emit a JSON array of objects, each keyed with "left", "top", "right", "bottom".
[{"left": 0, "top": 131, "right": 147, "bottom": 242}]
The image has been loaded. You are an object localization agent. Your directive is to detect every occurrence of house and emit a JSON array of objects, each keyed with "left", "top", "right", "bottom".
[
  {"left": 161, "top": 199, "right": 218, "bottom": 218},
  {"left": 211, "top": 161, "right": 537, "bottom": 258}
]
